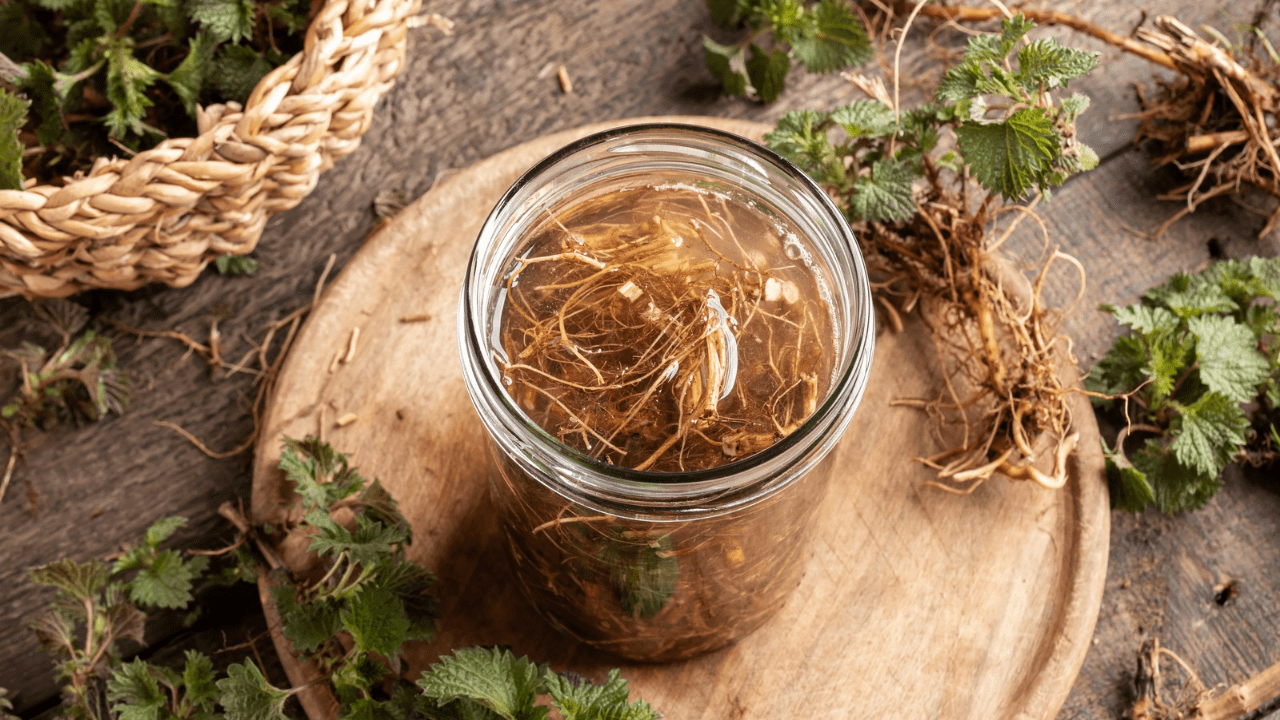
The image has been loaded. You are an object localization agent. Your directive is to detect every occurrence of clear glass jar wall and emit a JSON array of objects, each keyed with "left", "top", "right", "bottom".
[{"left": 459, "top": 124, "right": 875, "bottom": 662}]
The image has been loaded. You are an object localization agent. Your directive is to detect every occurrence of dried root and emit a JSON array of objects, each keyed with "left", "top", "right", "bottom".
[
  {"left": 862, "top": 181, "right": 1081, "bottom": 492},
  {"left": 1130, "top": 638, "right": 1280, "bottom": 720}
]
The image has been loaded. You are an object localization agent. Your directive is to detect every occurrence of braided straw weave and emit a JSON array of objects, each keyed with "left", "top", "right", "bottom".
[{"left": 0, "top": 0, "right": 422, "bottom": 299}]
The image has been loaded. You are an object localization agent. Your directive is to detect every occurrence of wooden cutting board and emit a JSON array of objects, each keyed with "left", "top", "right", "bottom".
[{"left": 250, "top": 117, "right": 1110, "bottom": 720}]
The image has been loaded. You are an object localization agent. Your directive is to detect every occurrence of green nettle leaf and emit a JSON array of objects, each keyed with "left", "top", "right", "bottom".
[
  {"left": 1103, "top": 451, "right": 1157, "bottom": 513},
  {"left": 0, "top": 89, "right": 29, "bottom": 191},
  {"left": 605, "top": 534, "right": 678, "bottom": 619},
  {"left": 955, "top": 108, "right": 1059, "bottom": 200},
  {"left": 755, "top": 0, "right": 809, "bottom": 42},
  {"left": 1146, "top": 273, "right": 1238, "bottom": 318},
  {"left": 1085, "top": 334, "right": 1150, "bottom": 400},
  {"left": 272, "top": 585, "right": 342, "bottom": 655},
  {"left": 145, "top": 516, "right": 188, "bottom": 546},
  {"left": 341, "top": 698, "right": 400, "bottom": 720},
  {"left": 545, "top": 669, "right": 660, "bottom": 720},
  {"left": 851, "top": 159, "right": 916, "bottom": 222},
  {"left": 126, "top": 549, "right": 205, "bottom": 609},
  {"left": 183, "top": 650, "right": 220, "bottom": 710},
  {"left": 280, "top": 436, "right": 365, "bottom": 510},
  {"left": 1131, "top": 438, "right": 1221, "bottom": 513},
  {"left": 1188, "top": 314, "right": 1271, "bottom": 403},
  {"left": 418, "top": 648, "right": 548, "bottom": 720},
  {"left": 745, "top": 43, "right": 790, "bottom": 104},
  {"left": 215, "top": 254, "right": 262, "bottom": 275},
  {"left": 789, "top": 0, "right": 872, "bottom": 74},
  {"left": 191, "top": 0, "right": 255, "bottom": 43},
  {"left": 211, "top": 44, "right": 271, "bottom": 105},
  {"left": 167, "top": 31, "right": 218, "bottom": 117},
  {"left": 28, "top": 557, "right": 109, "bottom": 599},
  {"left": 1145, "top": 328, "right": 1193, "bottom": 404},
  {"left": 107, "top": 659, "right": 167, "bottom": 720},
  {"left": 1109, "top": 304, "right": 1180, "bottom": 335},
  {"left": 703, "top": 36, "right": 747, "bottom": 97},
  {"left": 1015, "top": 38, "right": 1098, "bottom": 90},
  {"left": 936, "top": 63, "right": 985, "bottom": 103},
  {"left": 829, "top": 99, "right": 897, "bottom": 138},
  {"left": 104, "top": 42, "right": 161, "bottom": 138},
  {"left": 1170, "top": 392, "right": 1249, "bottom": 477},
  {"left": 217, "top": 661, "right": 291, "bottom": 720},
  {"left": 341, "top": 584, "right": 411, "bottom": 658},
  {"left": 1059, "top": 92, "right": 1091, "bottom": 120},
  {"left": 764, "top": 109, "right": 834, "bottom": 175},
  {"left": 1076, "top": 143, "right": 1099, "bottom": 172}
]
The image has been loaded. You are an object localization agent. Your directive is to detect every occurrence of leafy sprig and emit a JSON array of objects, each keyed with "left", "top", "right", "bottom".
[
  {"left": 26, "top": 515, "right": 210, "bottom": 719},
  {"left": 704, "top": 0, "right": 873, "bottom": 103},
  {"left": 1088, "top": 256, "right": 1280, "bottom": 512},
  {"left": 418, "top": 647, "right": 660, "bottom": 720},
  {"left": 765, "top": 13, "right": 1098, "bottom": 214},
  {"left": 2, "top": 298, "right": 129, "bottom": 429}
]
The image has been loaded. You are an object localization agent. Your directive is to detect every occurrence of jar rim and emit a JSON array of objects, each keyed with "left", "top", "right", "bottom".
[{"left": 459, "top": 123, "right": 876, "bottom": 507}]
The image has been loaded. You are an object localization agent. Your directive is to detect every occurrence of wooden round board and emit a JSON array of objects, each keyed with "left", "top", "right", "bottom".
[{"left": 250, "top": 117, "right": 1110, "bottom": 720}]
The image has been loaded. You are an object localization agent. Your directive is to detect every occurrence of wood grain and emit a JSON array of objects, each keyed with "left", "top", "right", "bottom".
[
  {"left": 249, "top": 118, "right": 1109, "bottom": 720},
  {"left": 2, "top": 1, "right": 1279, "bottom": 717}
]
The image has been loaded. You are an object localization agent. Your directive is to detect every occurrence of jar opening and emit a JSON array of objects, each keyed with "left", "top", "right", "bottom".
[{"left": 460, "top": 124, "right": 875, "bottom": 509}]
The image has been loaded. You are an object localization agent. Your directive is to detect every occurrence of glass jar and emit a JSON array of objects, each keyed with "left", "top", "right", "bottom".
[{"left": 458, "top": 124, "right": 875, "bottom": 662}]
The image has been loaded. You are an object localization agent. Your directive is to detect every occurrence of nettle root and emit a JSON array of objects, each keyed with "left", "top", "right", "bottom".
[{"left": 871, "top": 189, "right": 1084, "bottom": 493}]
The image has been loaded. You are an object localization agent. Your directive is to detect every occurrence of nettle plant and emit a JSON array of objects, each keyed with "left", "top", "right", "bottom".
[
  {"left": 758, "top": 14, "right": 1100, "bottom": 492},
  {"left": 1088, "top": 257, "right": 1280, "bottom": 513}
]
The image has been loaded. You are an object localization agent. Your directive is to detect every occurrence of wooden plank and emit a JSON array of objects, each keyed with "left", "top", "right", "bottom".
[{"left": 1, "top": 0, "right": 1277, "bottom": 715}]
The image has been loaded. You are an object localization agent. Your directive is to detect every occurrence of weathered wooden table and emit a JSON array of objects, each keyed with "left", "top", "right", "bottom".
[{"left": 2, "top": 1, "right": 1278, "bottom": 718}]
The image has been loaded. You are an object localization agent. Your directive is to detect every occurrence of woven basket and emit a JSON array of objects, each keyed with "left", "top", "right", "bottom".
[{"left": 0, "top": 0, "right": 422, "bottom": 299}]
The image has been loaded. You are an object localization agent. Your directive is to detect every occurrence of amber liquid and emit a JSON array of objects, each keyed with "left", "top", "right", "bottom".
[{"left": 495, "top": 183, "right": 837, "bottom": 472}]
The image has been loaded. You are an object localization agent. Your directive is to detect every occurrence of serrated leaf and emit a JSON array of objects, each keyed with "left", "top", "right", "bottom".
[
  {"left": 755, "top": 0, "right": 810, "bottom": 44},
  {"left": 167, "top": 31, "right": 217, "bottom": 117},
  {"left": 0, "top": 89, "right": 28, "bottom": 192},
  {"left": 545, "top": 669, "right": 660, "bottom": 720},
  {"left": 342, "top": 583, "right": 411, "bottom": 657},
  {"left": 104, "top": 41, "right": 160, "bottom": 138},
  {"left": 764, "top": 109, "right": 840, "bottom": 183},
  {"left": 1015, "top": 38, "right": 1098, "bottom": 90},
  {"left": 183, "top": 650, "right": 219, "bottom": 710},
  {"left": 703, "top": 37, "right": 748, "bottom": 97},
  {"left": 279, "top": 436, "right": 366, "bottom": 510},
  {"left": 745, "top": 43, "right": 789, "bottom": 104},
  {"left": 215, "top": 254, "right": 262, "bottom": 275},
  {"left": 956, "top": 108, "right": 1059, "bottom": 200},
  {"left": 341, "top": 698, "right": 400, "bottom": 720},
  {"left": 1188, "top": 315, "right": 1270, "bottom": 403},
  {"left": 272, "top": 585, "right": 341, "bottom": 654},
  {"left": 28, "top": 557, "right": 109, "bottom": 599},
  {"left": 604, "top": 533, "right": 677, "bottom": 619},
  {"left": 1103, "top": 451, "right": 1156, "bottom": 512},
  {"left": 211, "top": 44, "right": 271, "bottom": 104},
  {"left": 1110, "top": 304, "right": 1179, "bottom": 334},
  {"left": 850, "top": 159, "right": 916, "bottom": 222},
  {"left": 126, "top": 548, "right": 204, "bottom": 609},
  {"left": 1076, "top": 143, "right": 1099, "bottom": 171},
  {"left": 1131, "top": 437, "right": 1221, "bottom": 513},
  {"left": 218, "top": 661, "right": 291, "bottom": 720},
  {"left": 829, "top": 99, "right": 896, "bottom": 138},
  {"left": 1085, "top": 334, "right": 1149, "bottom": 400},
  {"left": 1169, "top": 392, "right": 1248, "bottom": 489},
  {"left": 936, "top": 63, "right": 985, "bottom": 103},
  {"left": 417, "top": 647, "right": 548, "bottom": 720},
  {"left": 1145, "top": 272, "right": 1237, "bottom": 318},
  {"left": 789, "top": 0, "right": 871, "bottom": 74},
  {"left": 191, "top": 0, "right": 255, "bottom": 43},
  {"left": 1060, "top": 92, "right": 1091, "bottom": 120},
  {"left": 108, "top": 659, "right": 166, "bottom": 720},
  {"left": 144, "top": 516, "right": 187, "bottom": 547}
]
